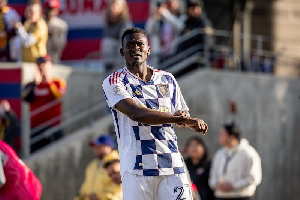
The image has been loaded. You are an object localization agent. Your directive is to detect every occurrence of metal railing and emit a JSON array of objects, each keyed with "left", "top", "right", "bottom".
[
  {"left": 21, "top": 63, "right": 131, "bottom": 158},
  {"left": 21, "top": 27, "right": 300, "bottom": 158},
  {"left": 157, "top": 28, "right": 299, "bottom": 73},
  {"left": 84, "top": 27, "right": 300, "bottom": 73}
]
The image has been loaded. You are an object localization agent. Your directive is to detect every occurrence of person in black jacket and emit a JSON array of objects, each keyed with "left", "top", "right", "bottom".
[
  {"left": 0, "top": 100, "right": 19, "bottom": 151},
  {"left": 176, "top": 0, "right": 212, "bottom": 76},
  {"left": 185, "top": 136, "right": 215, "bottom": 200}
]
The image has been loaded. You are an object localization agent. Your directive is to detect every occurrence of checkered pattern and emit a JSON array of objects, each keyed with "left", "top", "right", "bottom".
[
  {"left": 102, "top": 67, "right": 188, "bottom": 177},
  {"left": 132, "top": 124, "right": 185, "bottom": 176}
]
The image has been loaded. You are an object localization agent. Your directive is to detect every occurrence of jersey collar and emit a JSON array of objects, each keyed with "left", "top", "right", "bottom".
[{"left": 124, "top": 66, "right": 156, "bottom": 83}]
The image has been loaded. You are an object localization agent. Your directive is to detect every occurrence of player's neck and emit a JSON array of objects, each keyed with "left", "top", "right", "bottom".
[{"left": 127, "top": 63, "right": 152, "bottom": 82}]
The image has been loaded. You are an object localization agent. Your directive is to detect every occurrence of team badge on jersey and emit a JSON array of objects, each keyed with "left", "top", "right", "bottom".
[
  {"left": 157, "top": 84, "right": 169, "bottom": 97},
  {"left": 113, "top": 86, "right": 121, "bottom": 95}
]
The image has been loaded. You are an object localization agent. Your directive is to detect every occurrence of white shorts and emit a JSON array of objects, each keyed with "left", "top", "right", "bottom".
[{"left": 122, "top": 172, "right": 192, "bottom": 200}]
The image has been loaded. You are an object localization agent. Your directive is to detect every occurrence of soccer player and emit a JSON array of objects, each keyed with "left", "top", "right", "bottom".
[{"left": 102, "top": 27, "right": 208, "bottom": 200}]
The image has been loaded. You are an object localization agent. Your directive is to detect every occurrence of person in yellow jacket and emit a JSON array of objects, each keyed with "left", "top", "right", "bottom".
[
  {"left": 103, "top": 150, "right": 122, "bottom": 200},
  {"left": 77, "top": 135, "right": 122, "bottom": 200},
  {"left": 14, "top": 0, "right": 48, "bottom": 63}
]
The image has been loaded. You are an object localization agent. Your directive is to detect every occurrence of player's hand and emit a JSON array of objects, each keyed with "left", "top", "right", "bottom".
[
  {"left": 182, "top": 117, "right": 208, "bottom": 135},
  {"left": 174, "top": 110, "right": 190, "bottom": 128}
]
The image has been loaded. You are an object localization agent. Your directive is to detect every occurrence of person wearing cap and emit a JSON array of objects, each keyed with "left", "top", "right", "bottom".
[
  {"left": 14, "top": 0, "right": 48, "bottom": 63},
  {"left": 44, "top": 0, "right": 68, "bottom": 64},
  {"left": 0, "top": 100, "right": 20, "bottom": 151},
  {"left": 209, "top": 123, "right": 262, "bottom": 200},
  {"left": 22, "top": 54, "right": 67, "bottom": 152},
  {"left": 103, "top": 151, "right": 122, "bottom": 199},
  {"left": 77, "top": 135, "right": 122, "bottom": 200}
]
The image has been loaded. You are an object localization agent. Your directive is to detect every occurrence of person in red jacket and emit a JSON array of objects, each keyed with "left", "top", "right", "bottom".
[
  {"left": 22, "top": 54, "right": 67, "bottom": 152},
  {"left": 0, "top": 140, "right": 42, "bottom": 200}
]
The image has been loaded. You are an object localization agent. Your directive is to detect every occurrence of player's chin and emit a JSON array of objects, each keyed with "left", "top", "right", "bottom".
[{"left": 132, "top": 60, "right": 143, "bottom": 67}]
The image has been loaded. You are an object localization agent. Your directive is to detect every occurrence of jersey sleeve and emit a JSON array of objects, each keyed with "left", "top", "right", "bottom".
[
  {"left": 173, "top": 75, "right": 189, "bottom": 112},
  {"left": 102, "top": 75, "right": 132, "bottom": 108}
]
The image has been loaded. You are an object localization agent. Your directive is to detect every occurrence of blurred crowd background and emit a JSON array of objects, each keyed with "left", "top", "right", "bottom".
[{"left": 0, "top": 0, "right": 299, "bottom": 200}]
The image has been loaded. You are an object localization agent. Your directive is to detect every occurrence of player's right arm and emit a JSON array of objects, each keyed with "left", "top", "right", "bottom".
[
  {"left": 102, "top": 75, "right": 208, "bottom": 135},
  {"left": 116, "top": 98, "right": 207, "bottom": 134}
]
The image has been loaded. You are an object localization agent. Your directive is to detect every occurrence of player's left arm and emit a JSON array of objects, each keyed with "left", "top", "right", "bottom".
[
  {"left": 49, "top": 79, "right": 67, "bottom": 98},
  {"left": 172, "top": 75, "right": 192, "bottom": 128}
]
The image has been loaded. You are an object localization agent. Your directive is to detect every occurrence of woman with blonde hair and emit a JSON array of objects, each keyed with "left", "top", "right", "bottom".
[{"left": 102, "top": 0, "right": 133, "bottom": 72}]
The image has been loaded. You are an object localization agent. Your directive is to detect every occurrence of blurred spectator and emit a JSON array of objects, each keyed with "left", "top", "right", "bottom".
[
  {"left": 43, "top": 0, "right": 68, "bottom": 64},
  {"left": 183, "top": 161, "right": 201, "bottom": 200},
  {"left": 0, "top": 100, "right": 19, "bottom": 151},
  {"left": 209, "top": 123, "right": 262, "bottom": 200},
  {"left": 0, "top": 0, "right": 21, "bottom": 61},
  {"left": 185, "top": 136, "right": 214, "bottom": 200},
  {"left": 145, "top": 0, "right": 183, "bottom": 66},
  {"left": 14, "top": 0, "right": 48, "bottom": 63},
  {"left": 250, "top": 50, "right": 260, "bottom": 72},
  {"left": 262, "top": 56, "right": 272, "bottom": 73},
  {"left": 213, "top": 46, "right": 229, "bottom": 70},
  {"left": 22, "top": 54, "right": 66, "bottom": 152},
  {"left": 102, "top": 0, "right": 133, "bottom": 72},
  {"left": 77, "top": 135, "right": 122, "bottom": 200},
  {"left": 0, "top": 140, "right": 42, "bottom": 200},
  {"left": 176, "top": 0, "right": 212, "bottom": 74},
  {"left": 103, "top": 150, "right": 121, "bottom": 185}
]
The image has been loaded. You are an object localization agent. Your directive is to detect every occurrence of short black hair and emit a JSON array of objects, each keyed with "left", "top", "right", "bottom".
[
  {"left": 223, "top": 122, "right": 241, "bottom": 140},
  {"left": 104, "top": 159, "right": 120, "bottom": 169},
  {"left": 121, "top": 27, "right": 148, "bottom": 45}
]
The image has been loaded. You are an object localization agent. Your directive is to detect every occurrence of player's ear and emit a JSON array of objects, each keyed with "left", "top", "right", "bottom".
[
  {"left": 120, "top": 48, "right": 124, "bottom": 56},
  {"left": 147, "top": 46, "right": 151, "bottom": 56}
]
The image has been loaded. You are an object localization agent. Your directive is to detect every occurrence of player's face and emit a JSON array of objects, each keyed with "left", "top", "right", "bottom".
[
  {"left": 186, "top": 140, "right": 205, "bottom": 160},
  {"left": 107, "top": 162, "right": 122, "bottom": 184},
  {"left": 219, "top": 127, "right": 230, "bottom": 146},
  {"left": 121, "top": 33, "right": 150, "bottom": 67},
  {"left": 93, "top": 145, "right": 113, "bottom": 160}
]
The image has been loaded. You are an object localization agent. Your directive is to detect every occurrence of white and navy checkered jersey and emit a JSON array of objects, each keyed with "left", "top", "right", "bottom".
[{"left": 102, "top": 66, "right": 189, "bottom": 177}]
